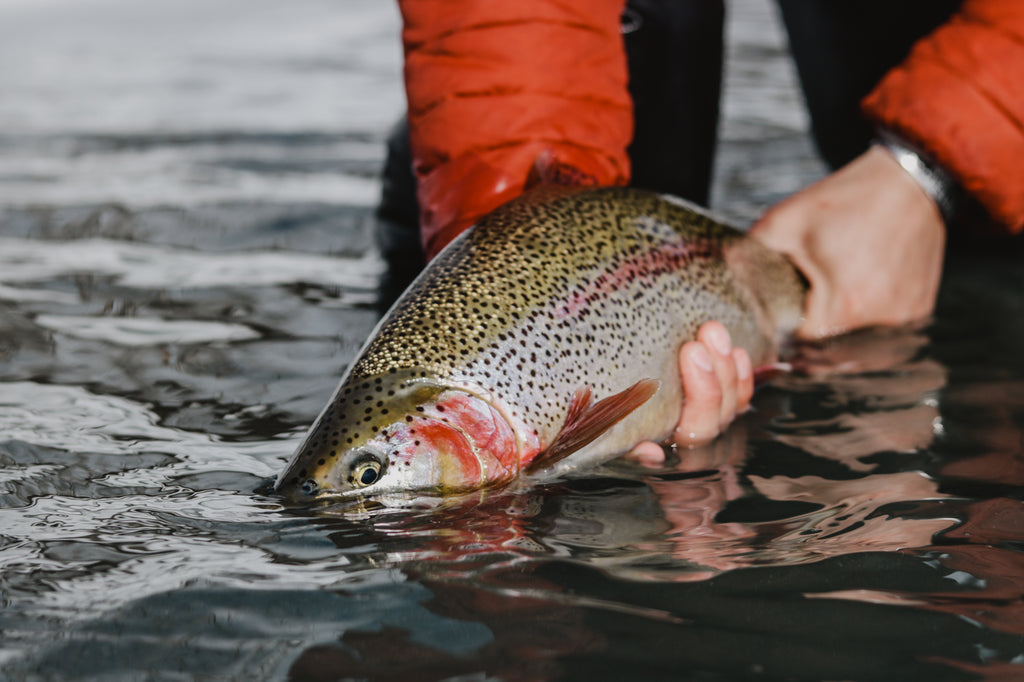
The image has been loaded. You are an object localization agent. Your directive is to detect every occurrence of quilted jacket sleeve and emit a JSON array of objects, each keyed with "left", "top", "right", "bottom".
[
  {"left": 862, "top": 0, "right": 1024, "bottom": 232},
  {"left": 398, "top": 0, "right": 632, "bottom": 258}
]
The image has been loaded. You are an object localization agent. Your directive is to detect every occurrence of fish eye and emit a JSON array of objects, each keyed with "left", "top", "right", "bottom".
[{"left": 349, "top": 455, "right": 384, "bottom": 488}]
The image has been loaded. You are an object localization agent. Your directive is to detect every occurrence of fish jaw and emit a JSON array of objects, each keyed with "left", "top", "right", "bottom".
[{"left": 275, "top": 384, "right": 527, "bottom": 503}]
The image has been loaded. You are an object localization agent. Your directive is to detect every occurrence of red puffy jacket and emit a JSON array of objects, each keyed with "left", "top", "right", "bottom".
[
  {"left": 861, "top": 0, "right": 1024, "bottom": 232},
  {"left": 399, "top": 0, "right": 1024, "bottom": 258}
]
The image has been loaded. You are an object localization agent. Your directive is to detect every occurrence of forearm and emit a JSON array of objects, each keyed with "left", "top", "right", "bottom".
[
  {"left": 398, "top": 0, "right": 633, "bottom": 257},
  {"left": 861, "top": 0, "right": 1024, "bottom": 232}
]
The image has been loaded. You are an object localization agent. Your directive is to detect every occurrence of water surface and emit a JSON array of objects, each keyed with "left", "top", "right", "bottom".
[{"left": 1, "top": 1, "right": 1023, "bottom": 680}]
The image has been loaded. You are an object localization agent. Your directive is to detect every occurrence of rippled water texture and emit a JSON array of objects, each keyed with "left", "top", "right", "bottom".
[{"left": 2, "top": 1, "right": 1023, "bottom": 680}]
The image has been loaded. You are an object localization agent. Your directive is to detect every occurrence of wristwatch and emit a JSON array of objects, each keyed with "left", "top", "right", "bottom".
[{"left": 874, "top": 131, "right": 961, "bottom": 225}]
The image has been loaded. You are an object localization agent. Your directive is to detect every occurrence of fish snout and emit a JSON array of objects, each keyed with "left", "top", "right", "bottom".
[
  {"left": 298, "top": 477, "right": 319, "bottom": 497},
  {"left": 274, "top": 456, "right": 331, "bottom": 502},
  {"left": 273, "top": 473, "right": 319, "bottom": 502}
]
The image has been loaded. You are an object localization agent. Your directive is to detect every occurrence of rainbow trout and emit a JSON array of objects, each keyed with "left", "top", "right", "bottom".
[{"left": 276, "top": 187, "right": 804, "bottom": 502}]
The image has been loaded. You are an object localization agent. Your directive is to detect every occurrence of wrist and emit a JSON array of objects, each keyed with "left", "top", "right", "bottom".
[{"left": 873, "top": 131, "right": 961, "bottom": 226}]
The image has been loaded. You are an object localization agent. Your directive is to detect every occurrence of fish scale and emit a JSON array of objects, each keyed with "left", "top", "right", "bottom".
[{"left": 276, "top": 186, "right": 804, "bottom": 502}]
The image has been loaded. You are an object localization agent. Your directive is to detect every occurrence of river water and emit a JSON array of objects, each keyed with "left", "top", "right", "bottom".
[{"left": 1, "top": 1, "right": 1023, "bottom": 680}]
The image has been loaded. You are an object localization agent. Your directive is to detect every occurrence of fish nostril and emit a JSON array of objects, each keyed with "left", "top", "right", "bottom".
[{"left": 300, "top": 478, "right": 319, "bottom": 497}]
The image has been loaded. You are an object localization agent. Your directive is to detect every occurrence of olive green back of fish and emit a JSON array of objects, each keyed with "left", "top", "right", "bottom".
[{"left": 347, "top": 186, "right": 804, "bottom": 442}]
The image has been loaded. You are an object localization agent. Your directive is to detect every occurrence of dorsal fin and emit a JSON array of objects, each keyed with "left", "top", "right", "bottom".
[{"left": 525, "top": 379, "right": 660, "bottom": 474}]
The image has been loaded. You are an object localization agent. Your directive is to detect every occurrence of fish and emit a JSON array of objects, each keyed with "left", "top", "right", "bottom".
[{"left": 275, "top": 186, "right": 804, "bottom": 503}]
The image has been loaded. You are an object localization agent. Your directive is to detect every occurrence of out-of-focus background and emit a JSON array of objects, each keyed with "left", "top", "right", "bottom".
[{"left": 0, "top": 0, "right": 822, "bottom": 221}]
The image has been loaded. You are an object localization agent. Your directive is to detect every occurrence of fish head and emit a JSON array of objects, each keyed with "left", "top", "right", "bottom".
[{"left": 275, "top": 370, "right": 522, "bottom": 503}]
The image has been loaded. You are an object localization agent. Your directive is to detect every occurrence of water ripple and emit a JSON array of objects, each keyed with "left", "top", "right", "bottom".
[{"left": 0, "top": 236, "right": 383, "bottom": 291}]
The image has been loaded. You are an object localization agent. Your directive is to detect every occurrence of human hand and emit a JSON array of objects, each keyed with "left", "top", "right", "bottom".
[
  {"left": 628, "top": 321, "right": 753, "bottom": 465},
  {"left": 750, "top": 145, "right": 946, "bottom": 339}
]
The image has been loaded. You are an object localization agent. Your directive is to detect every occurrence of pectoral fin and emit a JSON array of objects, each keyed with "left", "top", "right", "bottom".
[{"left": 525, "top": 379, "right": 660, "bottom": 474}]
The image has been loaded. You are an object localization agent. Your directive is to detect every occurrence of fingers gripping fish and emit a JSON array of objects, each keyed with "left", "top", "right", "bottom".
[{"left": 275, "top": 187, "right": 804, "bottom": 502}]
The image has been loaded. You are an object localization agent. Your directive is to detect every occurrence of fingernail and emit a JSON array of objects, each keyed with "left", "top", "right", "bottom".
[
  {"left": 735, "top": 351, "right": 751, "bottom": 380},
  {"left": 707, "top": 324, "right": 731, "bottom": 356},
  {"left": 692, "top": 346, "right": 713, "bottom": 372}
]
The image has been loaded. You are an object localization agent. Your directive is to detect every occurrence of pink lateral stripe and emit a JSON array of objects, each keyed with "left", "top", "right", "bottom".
[{"left": 555, "top": 240, "right": 713, "bottom": 320}]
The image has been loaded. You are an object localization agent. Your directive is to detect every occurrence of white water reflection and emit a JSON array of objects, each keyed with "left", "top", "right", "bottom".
[
  {"left": 0, "top": 0, "right": 403, "bottom": 136},
  {"left": 0, "top": 0, "right": 402, "bottom": 212},
  {"left": 0, "top": 382, "right": 290, "bottom": 475},
  {"left": 0, "top": 284, "right": 79, "bottom": 304},
  {"left": 0, "top": 148, "right": 383, "bottom": 207},
  {"left": 0, "top": 492, "right": 376, "bottom": 621},
  {"left": 34, "top": 314, "right": 260, "bottom": 346},
  {"left": 0, "top": 381, "right": 369, "bottom": 631},
  {"left": 0, "top": 237, "right": 382, "bottom": 290}
]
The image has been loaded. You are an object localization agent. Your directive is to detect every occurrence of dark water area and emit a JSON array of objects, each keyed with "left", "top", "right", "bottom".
[{"left": 2, "top": 1, "right": 1024, "bottom": 680}]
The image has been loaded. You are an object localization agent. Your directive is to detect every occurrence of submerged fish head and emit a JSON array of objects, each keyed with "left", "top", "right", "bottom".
[{"left": 275, "top": 371, "right": 521, "bottom": 503}]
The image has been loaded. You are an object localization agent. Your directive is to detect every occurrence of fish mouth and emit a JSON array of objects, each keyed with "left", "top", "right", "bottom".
[
  {"left": 274, "top": 473, "right": 464, "bottom": 511},
  {"left": 272, "top": 470, "right": 323, "bottom": 503},
  {"left": 273, "top": 454, "right": 347, "bottom": 503},
  {"left": 293, "top": 476, "right": 322, "bottom": 499},
  {"left": 275, "top": 474, "right": 370, "bottom": 506},
  {"left": 276, "top": 484, "right": 498, "bottom": 517}
]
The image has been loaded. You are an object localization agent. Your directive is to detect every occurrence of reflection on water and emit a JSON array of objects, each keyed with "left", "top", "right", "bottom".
[
  {"left": 1, "top": 0, "right": 1023, "bottom": 679},
  {"left": 8, "top": 311, "right": 1023, "bottom": 679}
]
